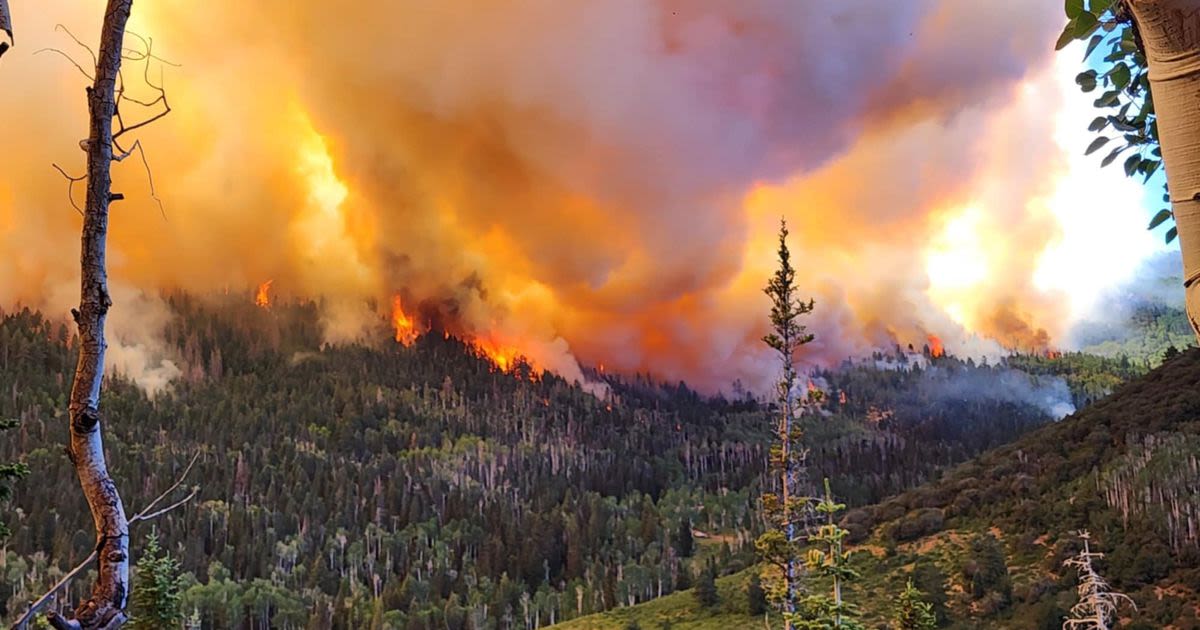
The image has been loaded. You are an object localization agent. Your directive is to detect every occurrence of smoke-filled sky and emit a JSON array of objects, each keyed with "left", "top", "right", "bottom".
[{"left": 0, "top": 1, "right": 1172, "bottom": 391}]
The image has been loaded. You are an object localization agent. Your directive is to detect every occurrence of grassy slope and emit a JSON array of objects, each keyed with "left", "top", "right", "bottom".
[
  {"left": 550, "top": 569, "right": 762, "bottom": 630},
  {"left": 554, "top": 350, "right": 1200, "bottom": 629}
]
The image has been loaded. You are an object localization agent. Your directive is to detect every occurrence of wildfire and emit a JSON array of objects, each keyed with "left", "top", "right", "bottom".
[
  {"left": 927, "top": 334, "right": 945, "bottom": 358},
  {"left": 473, "top": 337, "right": 526, "bottom": 373},
  {"left": 255, "top": 280, "right": 273, "bottom": 308},
  {"left": 390, "top": 295, "right": 419, "bottom": 346}
]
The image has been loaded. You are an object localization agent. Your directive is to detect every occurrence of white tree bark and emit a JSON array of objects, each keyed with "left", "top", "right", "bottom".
[
  {"left": 48, "top": 2, "right": 135, "bottom": 629},
  {"left": 1128, "top": 0, "right": 1200, "bottom": 342}
]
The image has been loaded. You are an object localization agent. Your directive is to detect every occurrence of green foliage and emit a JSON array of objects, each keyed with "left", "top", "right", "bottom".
[
  {"left": 891, "top": 580, "right": 937, "bottom": 630},
  {"left": 1072, "top": 304, "right": 1195, "bottom": 369},
  {"left": 0, "top": 301, "right": 1163, "bottom": 627},
  {"left": 562, "top": 351, "right": 1200, "bottom": 628},
  {"left": 909, "top": 559, "right": 948, "bottom": 625},
  {"left": 1058, "top": 0, "right": 1171, "bottom": 241},
  {"left": 0, "top": 417, "right": 28, "bottom": 540},
  {"left": 128, "top": 531, "right": 184, "bottom": 630},
  {"left": 694, "top": 561, "right": 719, "bottom": 608},
  {"left": 962, "top": 533, "right": 1011, "bottom": 605},
  {"left": 790, "top": 478, "right": 862, "bottom": 629},
  {"left": 762, "top": 219, "right": 816, "bottom": 363},
  {"left": 673, "top": 517, "right": 695, "bottom": 558},
  {"left": 746, "top": 571, "right": 768, "bottom": 616}
]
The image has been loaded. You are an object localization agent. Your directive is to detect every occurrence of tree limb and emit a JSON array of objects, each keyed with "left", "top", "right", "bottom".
[
  {"left": 51, "top": 164, "right": 86, "bottom": 216},
  {"left": 9, "top": 453, "right": 201, "bottom": 630},
  {"left": 33, "top": 48, "right": 93, "bottom": 82}
]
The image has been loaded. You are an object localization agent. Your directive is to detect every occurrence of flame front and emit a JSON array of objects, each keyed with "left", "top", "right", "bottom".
[
  {"left": 391, "top": 295, "right": 418, "bottom": 346},
  {"left": 473, "top": 337, "right": 526, "bottom": 373},
  {"left": 255, "top": 281, "right": 273, "bottom": 308},
  {"left": 928, "top": 334, "right": 945, "bottom": 358},
  {"left": 0, "top": 2, "right": 1164, "bottom": 392}
]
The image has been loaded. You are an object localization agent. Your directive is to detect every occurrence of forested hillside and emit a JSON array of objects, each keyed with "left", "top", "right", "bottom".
[
  {"left": 563, "top": 349, "right": 1200, "bottom": 629},
  {"left": 0, "top": 297, "right": 1141, "bottom": 629}
]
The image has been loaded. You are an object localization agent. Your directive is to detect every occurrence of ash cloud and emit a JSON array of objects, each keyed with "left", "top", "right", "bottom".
[{"left": 0, "top": 0, "right": 1085, "bottom": 392}]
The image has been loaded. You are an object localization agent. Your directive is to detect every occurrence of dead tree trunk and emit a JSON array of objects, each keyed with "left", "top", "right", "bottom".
[{"left": 50, "top": 2, "right": 135, "bottom": 629}]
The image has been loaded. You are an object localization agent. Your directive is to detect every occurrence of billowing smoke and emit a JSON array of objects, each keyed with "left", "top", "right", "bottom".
[
  {"left": 0, "top": 1, "right": 1151, "bottom": 392},
  {"left": 919, "top": 366, "right": 1076, "bottom": 420}
]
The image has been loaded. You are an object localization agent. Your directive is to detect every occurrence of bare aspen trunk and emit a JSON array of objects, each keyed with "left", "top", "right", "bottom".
[
  {"left": 50, "top": 2, "right": 135, "bottom": 629},
  {"left": 1128, "top": 0, "right": 1200, "bottom": 342}
]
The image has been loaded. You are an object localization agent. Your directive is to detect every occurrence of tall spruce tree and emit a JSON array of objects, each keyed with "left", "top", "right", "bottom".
[
  {"left": 128, "top": 532, "right": 184, "bottom": 630},
  {"left": 694, "top": 561, "right": 719, "bottom": 608},
  {"left": 756, "top": 218, "right": 817, "bottom": 629}
]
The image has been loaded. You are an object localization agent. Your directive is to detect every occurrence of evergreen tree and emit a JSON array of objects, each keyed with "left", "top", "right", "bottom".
[
  {"left": 694, "top": 561, "right": 719, "bottom": 608},
  {"left": 0, "top": 417, "right": 28, "bottom": 540},
  {"left": 747, "top": 571, "right": 768, "bottom": 616},
  {"left": 910, "top": 559, "right": 948, "bottom": 625},
  {"left": 891, "top": 579, "right": 937, "bottom": 630},
  {"left": 756, "top": 218, "right": 817, "bottom": 629},
  {"left": 793, "top": 478, "right": 862, "bottom": 629},
  {"left": 1063, "top": 531, "right": 1134, "bottom": 630},
  {"left": 673, "top": 517, "right": 695, "bottom": 558},
  {"left": 963, "top": 533, "right": 1011, "bottom": 604},
  {"left": 129, "top": 531, "right": 184, "bottom": 630}
]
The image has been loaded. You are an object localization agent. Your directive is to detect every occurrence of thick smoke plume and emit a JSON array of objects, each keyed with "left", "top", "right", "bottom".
[
  {"left": 0, "top": 1, "right": 1147, "bottom": 391},
  {"left": 919, "top": 366, "right": 1076, "bottom": 420}
]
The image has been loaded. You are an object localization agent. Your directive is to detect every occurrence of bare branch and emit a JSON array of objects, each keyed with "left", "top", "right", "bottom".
[
  {"left": 120, "top": 32, "right": 179, "bottom": 68},
  {"left": 112, "top": 31, "right": 172, "bottom": 144},
  {"left": 131, "top": 486, "right": 197, "bottom": 523},
  {"left": 52, "top": 25, "right": 97, "bottom": 70},
  {"left": 110, "top": 139, "right": 166, "bottom": 220},
  {"left": 51, "top": 164, "right": 86, "bottom": 216},
  {"left": 9, "top": 452, "right": 201, "bottom": 630},
  {"left": 130, "top": 451, "right": 198, "bottom": 519},
  {"left": 112, "top": 104, "right": 170, "bottom": 141},
  {"left": 33, "top": 48, "right": 93, "bottom": 81}
]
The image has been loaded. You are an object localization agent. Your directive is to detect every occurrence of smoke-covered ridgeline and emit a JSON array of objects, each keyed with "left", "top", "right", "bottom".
[{"left": 0, "top": 1, "right": 1160, "bottom": 391}]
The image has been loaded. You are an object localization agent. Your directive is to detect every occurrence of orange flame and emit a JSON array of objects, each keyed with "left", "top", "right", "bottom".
[
  {"left": 927, "top": 334, "right": 945, "bottom": 358},
  {"left": 255, "top": 280, "right": 273, "bottom": 308},
  {"left": 473, "top": 337, "right": 527, "bottom": 373},
  {"left": 391, "top": 295, "right": 419, "bottom": 346}
]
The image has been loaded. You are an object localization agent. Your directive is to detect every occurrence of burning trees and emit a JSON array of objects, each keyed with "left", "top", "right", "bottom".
[{"left": 755, "top": 219, "right": 817, "bottom": 629}]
